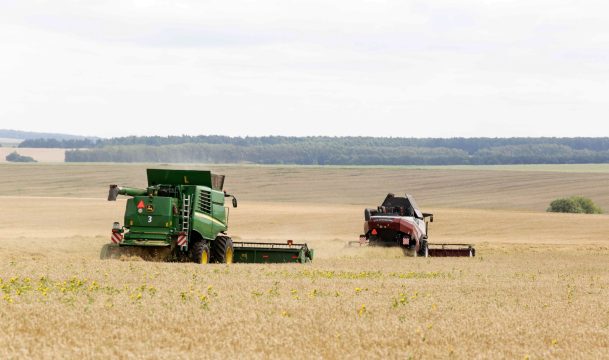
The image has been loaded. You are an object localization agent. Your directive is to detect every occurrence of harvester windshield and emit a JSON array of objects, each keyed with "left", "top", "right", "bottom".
[{"left": 381, "top": 194, "right": 423, "bottom": 218}]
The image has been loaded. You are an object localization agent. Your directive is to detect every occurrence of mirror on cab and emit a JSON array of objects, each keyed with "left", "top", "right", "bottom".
[{"left": 232, "top": 197, "right": 238, "bottom": 208}]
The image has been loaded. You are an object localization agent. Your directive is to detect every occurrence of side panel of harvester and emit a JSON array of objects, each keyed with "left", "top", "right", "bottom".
[{"left": 191, "top": 186, "right": 227, "bottom": 241}]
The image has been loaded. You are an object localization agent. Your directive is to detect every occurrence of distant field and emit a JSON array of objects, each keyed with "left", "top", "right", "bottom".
[
  {"left": 0, "top": 147, "right": 65, "bottom": 163},
  {"left": 2, "top": 162, "right": 609, "bottom": 211},
  {"left": 1, "top": 163, "right": 609, "bottom": 358},
  {"left": 0, "top": 138, "right": 21, "bottom": 147},
  {"left": 407, "top": 163, "right": 609, "bottom": 173},
  {"left": 265, "top": 163, "right": 609, "bottom": 173}
]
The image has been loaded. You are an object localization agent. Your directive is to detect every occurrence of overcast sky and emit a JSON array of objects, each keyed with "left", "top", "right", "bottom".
[{"left": 1, "top": 0, "right": 608, "bottom": 138}]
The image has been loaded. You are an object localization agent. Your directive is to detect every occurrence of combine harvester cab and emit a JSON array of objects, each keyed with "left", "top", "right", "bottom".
[
  {"left": 353, "top": 193, "right": 475, "bottom": 257},
  {"left": 103, "top": 169, "right": 313, "bottom": 264}
]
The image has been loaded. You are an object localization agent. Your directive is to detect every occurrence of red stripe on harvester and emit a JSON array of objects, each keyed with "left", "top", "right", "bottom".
[{"left": 111, "top": 232, "right": 122, "bottom": 244}]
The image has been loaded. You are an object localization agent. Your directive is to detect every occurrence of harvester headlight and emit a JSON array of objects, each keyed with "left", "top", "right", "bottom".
[{"left": 112, "top": 222, "right": 121, "bottom": 231}]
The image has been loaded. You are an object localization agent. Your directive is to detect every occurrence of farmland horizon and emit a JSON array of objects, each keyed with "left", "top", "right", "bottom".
[
  {"left": 6, "top": 132, "right": 609, "bottom": 166},
  {"left": 4, "top": 128, "right": 609, "bottom": 141}
]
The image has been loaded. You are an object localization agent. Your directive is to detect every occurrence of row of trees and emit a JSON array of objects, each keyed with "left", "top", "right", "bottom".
[
  {"left": 22, "top": 136, "right": 609, "bottom": 153},
  {"left": 19, "top": 138, "right": 97, "bottom": 148},
  {"left": 65, "top": 143, "right": 609, "bottom": 165},
  {"left": 65, "top": 144, "right": 470, "bottom": 165}
]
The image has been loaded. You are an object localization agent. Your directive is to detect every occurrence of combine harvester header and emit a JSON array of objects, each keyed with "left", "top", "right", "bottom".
[
  {"left": 234, "top": 241, "right": 314, "bottom": 263},
  {"left": 103, "top": 169, "right": 313, "bottom": 264},
  {"left": 352, "top": 193, "right": 476, "bottom": 257}
]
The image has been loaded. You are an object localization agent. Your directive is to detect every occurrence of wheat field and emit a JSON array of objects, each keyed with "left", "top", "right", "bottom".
[{"left": 0, "top": 163, "right": 608, "bottom": 359}]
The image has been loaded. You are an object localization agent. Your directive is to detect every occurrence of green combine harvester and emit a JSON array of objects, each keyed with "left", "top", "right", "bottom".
[{"left": 103, "top": 169, "right": 314, "bottom": 264}]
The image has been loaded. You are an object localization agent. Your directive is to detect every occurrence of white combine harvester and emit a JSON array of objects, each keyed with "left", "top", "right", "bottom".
[{"left": 351, "top": 193, "right": 475, "bottom": 257}]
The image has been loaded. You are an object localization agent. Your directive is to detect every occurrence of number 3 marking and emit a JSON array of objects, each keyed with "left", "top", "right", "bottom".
[{"left": 148, "top": 216, "right": 152, "bottom": 223}]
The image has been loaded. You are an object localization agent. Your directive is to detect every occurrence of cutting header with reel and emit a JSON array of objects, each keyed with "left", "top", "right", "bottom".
[
  {"left": 103, "top": 169, "right": 314, "bottom": 264},
  {"left": 353, "top": 193, "right": 475, "bottom": 257}
]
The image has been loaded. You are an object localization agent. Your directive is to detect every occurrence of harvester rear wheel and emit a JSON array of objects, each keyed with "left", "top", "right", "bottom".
[
  {"left": 211, "top": 236, "right": 234, "bottom": 264},
  {"left": 418, "top": 238, "right": 429, "bottom": 257},
  {"left": 191, "top": 241, "right": 210, "bottom": 264}
]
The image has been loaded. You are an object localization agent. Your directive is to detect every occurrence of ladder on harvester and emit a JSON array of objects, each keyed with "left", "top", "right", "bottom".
[{"left": 179, "top": 195, "right": 191, "bottom": 249}]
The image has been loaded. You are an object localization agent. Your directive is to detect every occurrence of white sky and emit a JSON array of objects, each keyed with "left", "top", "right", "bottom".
[{"left": 1, "top": 0, "right": 608, "bottom": 138}]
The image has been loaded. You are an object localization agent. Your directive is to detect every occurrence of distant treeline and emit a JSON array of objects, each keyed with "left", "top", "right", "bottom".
[
  {"left": 19, "top": 138, "right": 97, "bottom": 148},
  {"left": 18, "top": 135, "right": 609, "bottom": 165},
  {"left": 2, "top": 129, "right": 95, "bottom": 141},
  {"left": 20, "top": 135, "right": 609, "bottom": 152},
  {"left": 62, "top": 138, "right": 609, "bottom": 165}
]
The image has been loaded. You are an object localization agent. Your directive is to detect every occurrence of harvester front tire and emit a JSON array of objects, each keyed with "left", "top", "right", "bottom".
[
  {"left": 211, "top": 236, "right": 234, "bottom": 264},
  {"left": 191, "top": 241, "right": 210, "bottom": 264},
  {"left": 418, "top": 239, "right": 429, "bottom": 258}
]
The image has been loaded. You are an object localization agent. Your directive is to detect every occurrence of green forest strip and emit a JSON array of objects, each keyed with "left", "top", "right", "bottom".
[
  {"left": 62, "top": 142, "right": 609, "bottom": 165},
  {"left": 20, "top": 135, "right": 609, "bottom": 152},
  {"left": 17, "top": 135, "right": 609, "bottom": 165}
]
